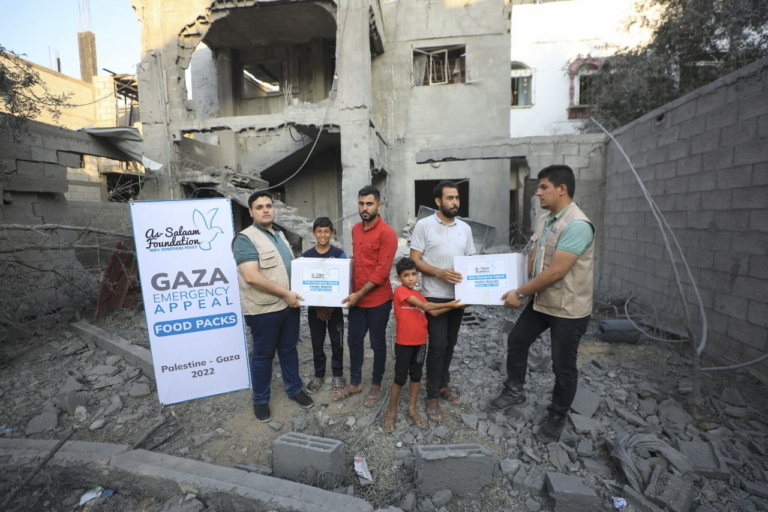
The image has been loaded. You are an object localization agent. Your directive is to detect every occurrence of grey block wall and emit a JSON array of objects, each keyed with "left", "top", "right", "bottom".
[{"left": 600, "top": 57, "right": 768, "bottom": 379}]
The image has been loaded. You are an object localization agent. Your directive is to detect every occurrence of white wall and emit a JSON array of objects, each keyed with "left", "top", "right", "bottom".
[{"left": 509, "top": 0, "right": 651, "bottom": 137}]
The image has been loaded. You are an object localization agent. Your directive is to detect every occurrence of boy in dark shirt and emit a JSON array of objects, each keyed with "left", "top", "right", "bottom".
[
  {"left": 303, "top": 217, "right": 347, "bottom": 394},
  {"left": 384, "top": 258, "right": 463, "bottom": 431}
]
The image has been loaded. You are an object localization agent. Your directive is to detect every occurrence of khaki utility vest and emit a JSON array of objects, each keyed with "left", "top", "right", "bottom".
[
  {"left": 234, "top": 225, "right": 291, "bottom": 315},
  {"left": 530, "top": 203, "right": 595, "bottom": 319}
]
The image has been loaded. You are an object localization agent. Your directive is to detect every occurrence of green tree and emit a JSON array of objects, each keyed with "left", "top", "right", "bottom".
[
  {"left": 0, "top": 45, "right": 72, "bottom": 130},
  {"left": 586, "top": 0, "right": 768, "bottom": 131}
]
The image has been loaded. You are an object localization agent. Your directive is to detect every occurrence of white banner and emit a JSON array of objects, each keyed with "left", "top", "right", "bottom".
[{"left": 130, "top": 198, "right": 250, "bottom": 405}]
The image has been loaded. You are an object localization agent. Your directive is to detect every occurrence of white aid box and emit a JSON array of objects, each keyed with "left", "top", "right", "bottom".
[
  {"left": 453, "top": 253, "right": 528, "bottom": 306},
  {"left": 291, "top": 257, "right": 353, "bottom": 307}
]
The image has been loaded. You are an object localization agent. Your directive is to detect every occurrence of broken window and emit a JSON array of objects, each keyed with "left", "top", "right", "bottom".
[
  {"left": 243, "top": 61, "right": 283, "bottom": 97},
  {"left": 413, "top": 46, "right": 466, "bottom": 86},
  {"left": 510, "top": 63, "right": 533, "bottom": 106}
]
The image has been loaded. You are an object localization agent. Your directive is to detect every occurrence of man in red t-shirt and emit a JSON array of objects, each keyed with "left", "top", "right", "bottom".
[
  {"left": 383, "top": 258, "right": 463, "bottom": 431},
  {"left": 335, "top": 186, "right": 398, "bottom": 406}
]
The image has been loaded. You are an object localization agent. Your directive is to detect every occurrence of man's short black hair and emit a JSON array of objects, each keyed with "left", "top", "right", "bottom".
[
  {"left": 312, "top": 216, "right": 334, "bottom": 232},
  {"left": 396, "top": 257, "right": 417, "bottom": 276},
  {"left": 358, "top": 185, "right": 381, "bottom": 202},
  {"left": 433, "top": 180, "right": 459, "bottom": 200},
  {"left": 248, "top": 190, "right": 274, "bottom": 208},
  {"left": 538, "top": 165, "right": 576, "bottom": 198}
]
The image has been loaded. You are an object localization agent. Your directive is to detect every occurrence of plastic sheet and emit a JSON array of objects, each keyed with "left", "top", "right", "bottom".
[{"left": 610, "top": 434, "right": 693, "bottom": 493}]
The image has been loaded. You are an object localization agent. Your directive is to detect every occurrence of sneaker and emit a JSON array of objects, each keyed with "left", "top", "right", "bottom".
[
  {"left": 253, "top": 404, "right": 271, "bottom": 423},
  {"left": 535, "top": 410, "right": 566, "bottom": 443},
  {"left": 487, "top": 385, "right": 526, "bottom": 412},
  {"left": 290, "top": 390, "right": 315, "bottom": 409}
]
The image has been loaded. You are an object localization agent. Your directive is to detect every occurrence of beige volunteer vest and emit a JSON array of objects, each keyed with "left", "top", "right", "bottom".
[
  {"left": 234, "top": 225, "right": 291, "bottom": 315},
  {"left": 530, "top": 203, "right": 595, "bottom": 318}
]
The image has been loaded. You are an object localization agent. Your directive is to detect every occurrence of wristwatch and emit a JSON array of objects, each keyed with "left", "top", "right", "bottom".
[{"left": 515, "top": 290, "right": 526, "bottom": 303}]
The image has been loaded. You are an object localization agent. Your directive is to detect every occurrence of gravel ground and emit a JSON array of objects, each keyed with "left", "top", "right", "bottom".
[{"left": 2, "top": 296, "right": 768, "bottom": 512}]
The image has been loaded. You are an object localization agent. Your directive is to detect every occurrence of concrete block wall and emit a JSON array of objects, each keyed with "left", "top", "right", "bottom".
[{"left": 600, "top": 57, "right": 768, "bottom": 378}]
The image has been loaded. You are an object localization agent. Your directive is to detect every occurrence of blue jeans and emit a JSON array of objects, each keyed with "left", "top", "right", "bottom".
[
  {"left": 245, "top": 307, "right": 303, "bottom": 405},
  {"left": 505, "top": 302, "right": 590, "bottom": 417},
  {"left": 347, "top": 301, "right": 392, "bottom": 387},
  {"left": 307, "top": 307, "right": 344, "bottom": 378}
]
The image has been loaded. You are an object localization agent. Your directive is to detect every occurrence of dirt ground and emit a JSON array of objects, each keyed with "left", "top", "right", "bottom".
[{"left": 2, "top": 299, "right": 768, "bottom": 511}]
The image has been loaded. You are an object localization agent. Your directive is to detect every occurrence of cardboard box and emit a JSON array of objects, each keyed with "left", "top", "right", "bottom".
[
  {"left": 291, "top": 257, "right": 353, "bottom": 307},
  {"left": 454, "top": 253, "right": 528, "bottom": 306}
]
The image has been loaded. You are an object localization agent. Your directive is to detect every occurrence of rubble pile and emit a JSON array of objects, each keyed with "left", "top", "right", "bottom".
[{"left": 1, "top": 302, "right": 767, "bottom": 512}]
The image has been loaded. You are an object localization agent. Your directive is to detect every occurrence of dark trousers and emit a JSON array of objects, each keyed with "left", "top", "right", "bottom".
[
  {"left": 245, "top": 307, "right": 302, "bottom": 405},
  {"left": 307, "top": 307, "right": 344, "bottom": 378},
  {"left": 504, "top": 302, "right": 590, "bottom": 417},
  {"left": 425, "top": 297, "right": 464, "bottom": 400},
  {"left": 347, "top": 301, "right": 392, "bottom": 387}
]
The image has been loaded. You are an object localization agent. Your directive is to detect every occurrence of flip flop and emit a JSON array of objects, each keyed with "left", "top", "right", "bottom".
[
  {"left": 332, "top": 376, "right": 346, "bottom": 391},
  {"left": 408, "top": 410, "right": 427, "bottom": 428},
  {"left": 426, "top": 399, "right": 442, "bottom": 421},
  {"left": 333, "top": 385, "right": 362, "bottom": 401},
  {"left": 382, "top": 414, "right": 396, "bottom": 432},
  {"left": 363, "top": 387, "right": 383, "bottom": 407},
  {"left": 439, "top": 387, "right": 462, "bottom": 405}
]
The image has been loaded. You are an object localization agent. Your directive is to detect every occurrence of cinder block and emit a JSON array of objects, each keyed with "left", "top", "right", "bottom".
[
  {"left": 644, "top": 466, "right": 695, "bottom": 512},
  {"left": 30, "top": 146, "right": 59, "bottom": 163},
  {"left": 57, "top": 151, "right": 82, "bottom": 168},
  {"left": 545, "top": 472, "right": 599, "bottom": 512},
  {"left": 16, "top": 160, "right": 46, "bottom": 177},
  {"left": 511, "top": 463, "right": 547, "bottom": 496},
  {"left": 3, "top": 176, "right": 68, "bottom": 193},
  {"left": 44, "top": 164, "right": 67, "bottom": 179},
  {"left": 272, "top": 433, "right": 345, "bottom": 486},
  {"left": 414, "top": 444, "right": 499, "bottom": 495}
]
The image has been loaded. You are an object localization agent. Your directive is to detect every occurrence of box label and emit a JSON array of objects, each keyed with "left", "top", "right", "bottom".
[
  {"left": 301, "top": 267, "right": 340, "bottom": 293},
  {"left": 465, "top": 259, "right": 508, "bottom": 290}
]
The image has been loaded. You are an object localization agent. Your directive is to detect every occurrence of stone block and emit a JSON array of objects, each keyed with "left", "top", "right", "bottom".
[
  {"left": 678, "top": 440, "right": 730, "bottom": 480},
  {"left": 644, "top": 466, "right": 695, "bottom": 512},
  {"left": 16, "top": 160, "right": 46, "bottom": 177},
  {"left": 3, "top": 176, "right": 68, "bottom": 193},
  {"left": 570, "top": 385, "right": 600, "bottom": 418},
  {"left": 511, "top": 463, "right": 547, "bottom": 496},
  {"left": 57, "top": 151, "right": 82, "bottom": 168},
  {"left": 581, "top": 458, "right": 613, "bottom": 477},
  {"left": 414, "top": 444, "right": 498, "bottom": 495},
  {"left": 569, "top": 413, "right": 603, "bottom": 435},
  {"left": 272, "top": 433, "right": 345, "bottom": 486},
  {"left": 741, "top": 478, "right": 768, "bottom": 499},
  {"left": 30, "top": 146, "right": 59, "bottom": 163},
  {"left": 44, "top": 163, "right": 67, "bottom": 179},
  {"left": 545, "top": 472, "right": 599, "bottom": 512}
]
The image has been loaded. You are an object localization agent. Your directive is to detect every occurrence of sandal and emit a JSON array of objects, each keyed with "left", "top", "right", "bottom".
[
  {"left": 333, "top": 384, "right": 362, "bottom": 401},
  {"left": 439, "top": 387, "right": 462, "bottom": 405},
  {"left": 426, "top": 399, "right": 442, "bottom": 421},
  {"left": 364, "top": 387, "right": 383, "bottom": 407},
  {"left": 408, "top": 410, "right": 427, "bottom": 428},
  {"left": 306, "top": 378, "right": 322, "bottom": 394},
  {"left": 332, "top": 376, "right": 346, "bottom": 391},
  {"left": 382, "top": 414, "right": 396, "bottom": 432}
]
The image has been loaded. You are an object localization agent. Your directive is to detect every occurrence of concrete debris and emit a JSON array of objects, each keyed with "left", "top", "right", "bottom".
[
  {"left": 741, "top": 479, "right": 768, "bottom": 499},
  {"left": 644, "top": 465, "right": 695, "bottom": 512},
  {"left": 87, "top": 364, "right": 120, "bottom": 377},
  {"left": 569, "top": 413, "right": 604, "bottom": 434},
  {"left": 293, "top": 417, "right": 308, "bottom": 432},
  {"left": 512, "top": 463, "right": 547, "bottom": 496},
  {"left": 273, "top": 433, "right": 346, "bottom": 487},
  {"left": 26, "top": 410, "right": 58, "bottom": 435},
  {"left": 89, "top": 418, "right": 106, "bottom": 430},
  {"left": 545, "top": 472, "right": 599, "bottom": 512},
  {"left": 656, "top": 399, "right": 693, "bottom": 425},
  {"left": 235, "top": 464, "right": 273, "bottom": 476},
  {"left": 129, "top": 382, "right": 151, "bottom": 397},
  {"left": 622, "top": 484, "right": 663, "bottom": 512},
  {"left": 103, "top": 395, "right": 123, "bottom": 417},
  {"left": 570, "top": 384, "right": 601, "bottom": 418},
  {"left": 431, "top": 489, "right": 452, "bottom": 508},
  {"left": 525, "top": 497, "right": 542, "bottom": 511},
  {"left": 616, "top": 407, "right": 648, "bottom": 426},
  {"left": 74, "top": 405, "right": 88, "bottom": 422},
  {"left": 723, "top": 406, "right": 748, "bottom": 418},
  {"left": 414, "top": 444, "right": 499, "bottom": 494},
  {"left": 720, "top": 388, "right": 745, "bottom": 407},
  {"left": 461, "top": 413, "right": 478, "bottom": 430},
  {"left": 678, "top": 440, "right": 730, "bottom": 480}
]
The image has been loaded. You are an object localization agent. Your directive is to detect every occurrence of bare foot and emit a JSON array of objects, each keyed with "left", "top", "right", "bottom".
[
  {"left": 382, "top": 413, "right": 396, "bottom": 432},
  {"left": 408, "top": 409, "right": 427, "bottom": 428}
]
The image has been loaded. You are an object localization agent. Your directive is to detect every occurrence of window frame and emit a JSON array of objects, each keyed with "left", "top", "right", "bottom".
[
  {"left": 510, "top": 62, "right": 534, "bottom": 108},
  {"left": 412, "top": 45, "right": 467, "bottom": 87}
]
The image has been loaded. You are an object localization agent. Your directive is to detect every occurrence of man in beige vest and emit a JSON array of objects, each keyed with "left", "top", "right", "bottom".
[
  {"left": 233, "top": 191, "right": 314, "bottom": 423},
  {"left": 487, "top": 165, "right": 595, "bottom": 443}
]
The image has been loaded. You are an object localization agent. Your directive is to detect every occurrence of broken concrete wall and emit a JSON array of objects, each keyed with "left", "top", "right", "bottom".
[
  {"left": 375, "top": 0, "right": 511, "bottom": 242},
  {"left": 600, "top": 57, "right": 768, "bottom": 378},
  {"left": 0, "top": 117, "right": 133, "bottom": 330}
]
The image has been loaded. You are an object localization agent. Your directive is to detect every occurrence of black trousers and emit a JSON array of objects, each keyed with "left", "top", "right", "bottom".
[
  {"left": 307, "top": 307, "right": 344, "bottom": 378},
  {"left": 425, "top": 297, "right": 464, "bottom": 399},
  {"left": 504, "top": 302, "right": 590, "bottom": 417}
]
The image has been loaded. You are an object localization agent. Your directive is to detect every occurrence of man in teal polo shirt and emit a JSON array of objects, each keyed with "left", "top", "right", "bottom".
[{"left": 233, "top": 191, "right": 314, "bottom": 423}]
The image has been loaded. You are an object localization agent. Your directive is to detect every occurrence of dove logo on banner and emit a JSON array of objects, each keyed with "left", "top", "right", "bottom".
[{"left": 131, "top": 198, "right": 250, "bottom": 405}]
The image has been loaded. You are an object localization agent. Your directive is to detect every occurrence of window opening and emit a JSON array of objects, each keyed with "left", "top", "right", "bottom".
[
  {"left": 243, "top": 61, "right": 282, "bottom": 97},
  {"left": 576, "top": 63, "right": 599, "bottom": 106},
  {"left": 413, "top": 45, "right": 466, "bottom": 86},
  {"left": 510, "top": 63, "right": 532, "bottom": 106}
]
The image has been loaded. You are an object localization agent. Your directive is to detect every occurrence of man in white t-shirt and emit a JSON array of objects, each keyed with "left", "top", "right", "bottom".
[{"left": 410, "top": 181, "right": 475, "bottom": 421}]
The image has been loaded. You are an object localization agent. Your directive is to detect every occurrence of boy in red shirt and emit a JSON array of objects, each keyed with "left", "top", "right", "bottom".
[{"left": 384, "top": 258, "right": 464, "bottom": 431}]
